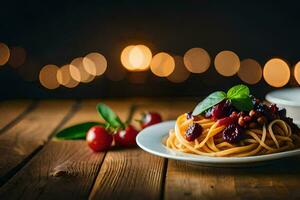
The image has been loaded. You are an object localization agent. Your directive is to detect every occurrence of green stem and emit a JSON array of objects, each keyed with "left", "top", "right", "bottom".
[
  {"left": 125, "top": 104, "right": 137, "bottom": 125},
  {"left": 105, "top": 123, "right": 111, "bottom": 129}
]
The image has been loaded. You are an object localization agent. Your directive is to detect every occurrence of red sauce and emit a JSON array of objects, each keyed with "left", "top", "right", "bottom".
[{"left": 217, "top": 116, "right": 238, "bottom": 127}]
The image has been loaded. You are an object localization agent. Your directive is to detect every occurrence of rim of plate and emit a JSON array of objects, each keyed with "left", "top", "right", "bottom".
[
  {"left": 266, "top": 88, "right": 300, "bottom": 107},
  {"left": 136, "top": 120, "right": 300, "bottom": 164}
]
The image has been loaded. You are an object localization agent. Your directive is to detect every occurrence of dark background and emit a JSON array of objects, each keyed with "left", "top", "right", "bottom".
[{"left": 1, "top": 0, "right": 300, "bottom": 100}]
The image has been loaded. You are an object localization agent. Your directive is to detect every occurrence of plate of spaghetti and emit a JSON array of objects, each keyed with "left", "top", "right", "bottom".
[{"left": 136, "top": 85, "right": 300, "bottom": 166}]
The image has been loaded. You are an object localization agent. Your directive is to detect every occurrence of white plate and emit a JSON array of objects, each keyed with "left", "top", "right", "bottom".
[
  {"left": 266, "top": 88, "right": 300, "bottom": 126},
  {"left": 136, "top": 121, "right": 300, "bottom": 167}
]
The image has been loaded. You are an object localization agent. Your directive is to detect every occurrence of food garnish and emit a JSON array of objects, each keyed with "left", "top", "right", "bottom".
[{"left": 166, "top": 84, "right": 300, "bottom": 157}]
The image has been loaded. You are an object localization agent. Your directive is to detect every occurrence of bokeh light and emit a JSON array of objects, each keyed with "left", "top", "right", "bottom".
[
  {"left": 130, "top": 45, "right": 152, "bottom": 70},
  {"left": 8, "top": 46, "right": 26, "bottom": 68},
  {"left": 150, "top": 52, "right": 175, "bottom": 77},
  {"left": 0, "top": 42, "right": 10, "bottom": 66},
  {"left": 121, "top": 45, "right": 152, "bottom": 71},
  {"left": 39, "top": 64, "right": 60, "bottom": 89},
  {"left": 167, "top": 56, "right": 190, "bottom": 83},
  {"left": 214, "top": 50, "right": 240, "bottom": 76},
  {"left": 183, "top": 48, "right": 210, "bottom": 73},
  {"left": 83, "top": 52, "right": 107, "bottom": 76},
  {"left": 263, "top": 58, "right": 290, "bottom": 87},
  {"left": 294, "top": 61, "right": 300, "bottom": 85},
  {"left": 57, "top": 64, "right": 79, "bottom": 88},
  {"left": 238, "top": 59, "right": 262, "bottom": 84},
  {"left": 70, "top": 57, "right": 95, "bottom": 83},
  {"left": 121, "top": 45, "right": 134, "bottom": 70}
]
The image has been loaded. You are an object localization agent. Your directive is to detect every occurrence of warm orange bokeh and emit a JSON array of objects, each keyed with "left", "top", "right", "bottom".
[
  {"left": 167, "top": 56, "right": 190, "bottom": 83},
  {"left": 83, "top": 52, "right": 107, "bottom": 76},
  {"left": 70, "top": 57, "right": 95, "bottom": 83},
  {"left": 121, "top": 45, "right": 152, "bottom": 71},
  {"left": 0, "top": 42, "right": 10, "bottom": 66},
  {"left": 214, "top": 50, "right": 240, "bottom": 76},
  {"left": 238, "top": 59, "right": 262, "bottom": 84},
  {"left": 183, "top": 48, "right": 210, "bottom": 73},
  {"left": 150, "top": 52, "right": 175, "bottom": 77},
  {"left": 294, "top": 61, "right": 300, "bottom": 85},
  {"left": 8, "top": 46, "right": 26, "bottom": 68},
  {"left": 57, "top": 64, "right": 79, "bottom": 88},
  {"left": 263, "top": 58, "right": 290, "bottom": 87},
  {"left": 39, "top": 64, "right": 60, "bottom": 89}
]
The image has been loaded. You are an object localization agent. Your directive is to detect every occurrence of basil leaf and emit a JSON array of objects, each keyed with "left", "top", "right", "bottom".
[
  {"left": 227, "top": 84, "right": 253, "bottom": 111},
  {"left": 55, "top": 122, "right": 103, "bottom": 140},
  {"left": 227, "top": 84, "right": 250, "bottom": 99},
  {"left": 230, "top": 95, "right": 253, "bottom": 111},
  {"left": 97, "top": 103, "right": 125, "bottom": 129},
  {"left": 192, "top": 91, "right": 226, "bottom": 115}
]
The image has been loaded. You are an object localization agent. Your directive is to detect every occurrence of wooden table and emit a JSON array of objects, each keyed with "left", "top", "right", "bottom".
[{"left": 0, "top": 99, "right": 300, "bottom": 200}]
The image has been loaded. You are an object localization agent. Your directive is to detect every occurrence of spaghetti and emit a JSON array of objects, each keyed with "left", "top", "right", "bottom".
[{"left": 166, "top": 113, "right": 300, "bottom": 157}]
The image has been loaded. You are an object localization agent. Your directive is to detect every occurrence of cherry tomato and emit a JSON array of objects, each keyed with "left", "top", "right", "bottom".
[
  {"left": 140, "top": 112, "right": 162, "bottom": 129},
  {"left": 86, "top": 126, "right": 113, "bottom": 152},
  {"left": 114, "top": 125, "right": 139, "bottom": 147}
]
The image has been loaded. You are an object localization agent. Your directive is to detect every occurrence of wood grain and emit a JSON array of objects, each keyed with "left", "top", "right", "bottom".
[
  {"left": 165, "top": 161, "right": 238, "bottom": 200},
  {"left": 89, "top": 99, "right": 194, "bottom": 200},
  {"left": 0, "top": 100, "right": 133, "bottom": 199},
  {"left": 0, "top": 100, "right": 33, "bottom": 131},
  {"left": 233, "top": 157, "right": 300, "bottom": 199},
  {"left": 89, "top": 149, "right": 165, "bottom": 200},
  {"left": 165, "top": 158, "right": 300, "bottom": 200},
  {"left": 80, "top": 100, "right": 168, "bottom": 200},
  {"left": 5, "top": 99, "right": 300, "bottom": 200},
  {"left": 0, "top": 100, "right": 75, "bottom": 183},
  {"left": 0, "top": 141, "right": 105, "bottom": 199}
]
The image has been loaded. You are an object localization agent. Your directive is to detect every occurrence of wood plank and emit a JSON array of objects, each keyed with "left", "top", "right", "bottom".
[
  {"left": 0, "top": 100, "right": 132, "bottom": 199},
  {"left": 233, "top": 157, "right": 300, "bottom": 199},
  {"left": 165, "top": 161, "right": 238, "bottom": 200},
  {"left": 165, "top": 158, "right": 300, "bottom": 200},
  {"left": 89, "top": 149, "right": 165, "bottom": 200},
  {"left": 0, "top": 140, "right": 104, "bottom": 199},
  {"left": 0, "top": 100, "right": 76, "bottom": 184},
  {"left": 0, "top": 100, "right": 34, "bottom": 131}
]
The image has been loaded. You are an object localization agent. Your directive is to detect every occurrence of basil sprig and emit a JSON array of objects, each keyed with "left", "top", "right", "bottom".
[
  {"left": 55, "top": 103, "right": 126, "bottom": 140},
  {"left": 55, "top": 122, "right": 104, "bottom": 140},
  {"left": 227, "top": 84, "right": 253, "bottom": 111},
  {"left": 192, "top": 84, "right": 253, "bottom": 115},
  {"left": 96, "top": 103, "right": 125, "bottom": 129},
  {"left": 192, "top": 91, "right": 226, "bottom": 115},
  {"left": 227, "top": 84, "right": 249, "bottom": 99}
]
